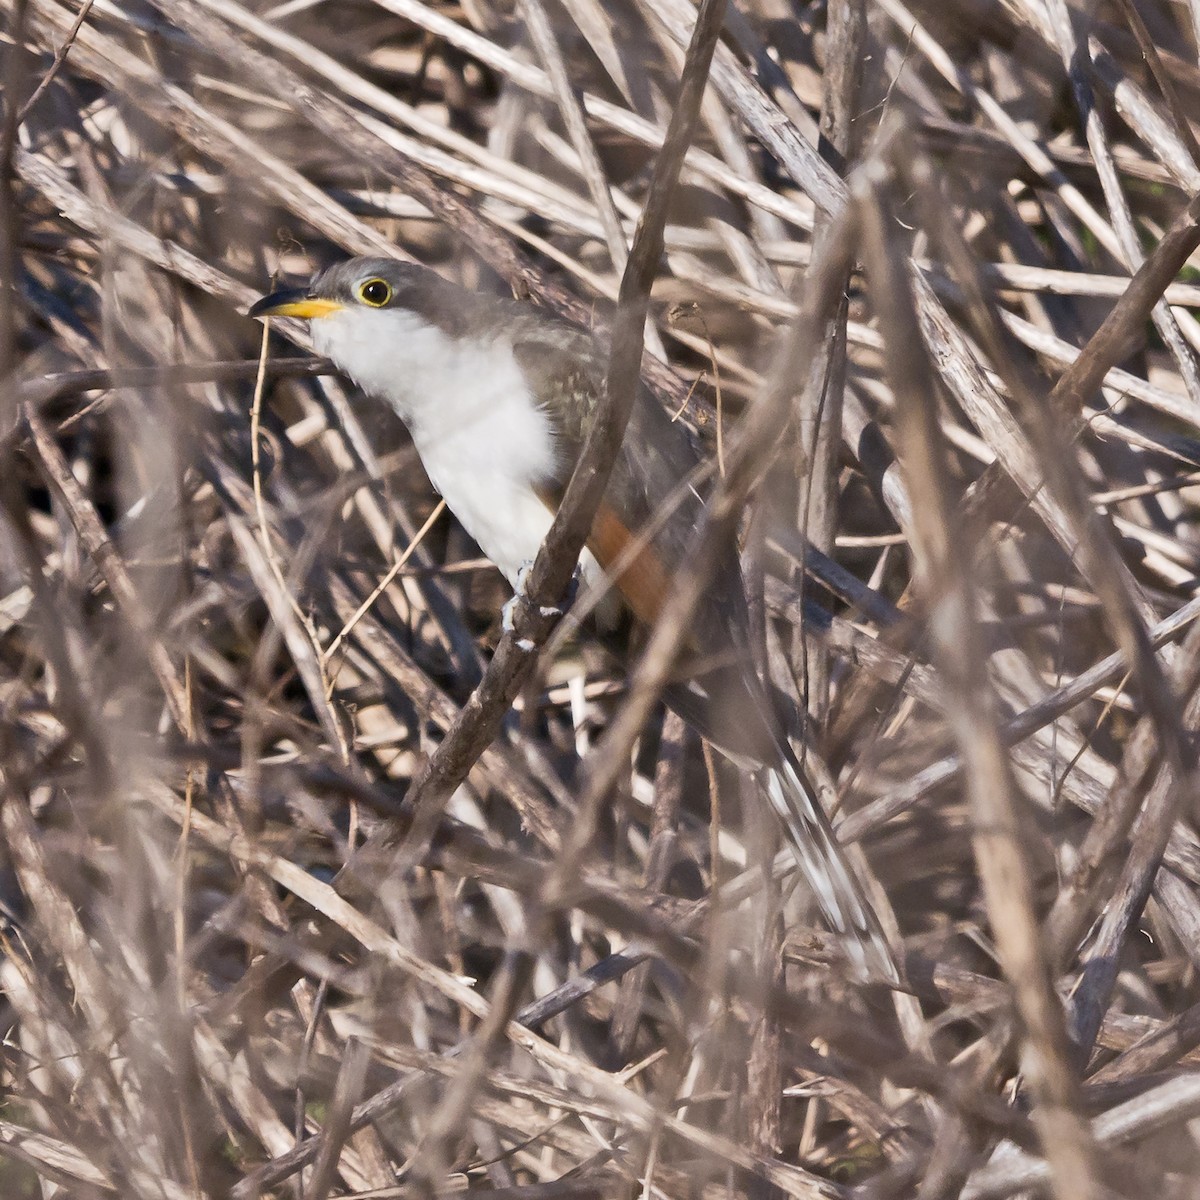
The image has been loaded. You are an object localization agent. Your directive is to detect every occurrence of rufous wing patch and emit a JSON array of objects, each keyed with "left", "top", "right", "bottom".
[
  {"left": 588, "top": 502, "right": 671, "bottom": 626},
  {"left": 533, "top": 487, "right": 669, "bottom": 626}
]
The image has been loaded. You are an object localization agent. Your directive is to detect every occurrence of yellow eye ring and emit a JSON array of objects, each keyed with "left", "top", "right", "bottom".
[{"left": 358, "top": 277, "right": 393, "bottom": 307}]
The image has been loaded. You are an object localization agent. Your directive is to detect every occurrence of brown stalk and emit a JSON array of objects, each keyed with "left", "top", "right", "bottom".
[
  {"left": 793, "top": 0, "right": 866, "bottom": 722},
  {"left": 858, "top": 168, "right": 1100, "bottom": 1200}
]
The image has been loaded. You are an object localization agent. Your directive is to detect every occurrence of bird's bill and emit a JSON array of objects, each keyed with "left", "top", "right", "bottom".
[{"left": 247, "top": 288, "right": 345, "bottom": 320}]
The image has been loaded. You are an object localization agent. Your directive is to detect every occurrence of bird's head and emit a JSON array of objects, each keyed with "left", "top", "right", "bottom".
[
  {"left": 249, "top": 257, "right": 479, "bottom": 410},
  {"left": 248, "top": 257, "right": 438, "bottom": 322}
]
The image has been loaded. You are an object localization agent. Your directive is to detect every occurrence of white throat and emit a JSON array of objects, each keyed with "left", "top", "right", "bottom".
[{"left": 311, "top": 308, "right": 580, "bottom": 590}]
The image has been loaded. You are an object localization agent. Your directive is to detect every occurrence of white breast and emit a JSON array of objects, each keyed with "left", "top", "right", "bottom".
[{"left": 311, "top": 308, "right": 599, "bottom": 591}]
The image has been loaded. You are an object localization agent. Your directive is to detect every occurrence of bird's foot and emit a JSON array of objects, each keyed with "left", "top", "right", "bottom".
[
  {"left": 501, "top": 561, "right": 579, "bottom": 634},
  {"left": 501, "top": 561, "right": 534, "bottom": 635}
]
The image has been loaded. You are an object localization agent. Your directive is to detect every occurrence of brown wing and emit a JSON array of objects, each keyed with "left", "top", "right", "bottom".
[
  {"left": 510, "top": 315, "right": 746, "bottom": 633},
  {"left": 512, "top": 313, "right": 780, "bottom": 758},
  {"left": 584, "top": 500, "right": 673, "bottom": 627},
  {"left": 508, "top": 310, "right": 896, "bottom": 975}
]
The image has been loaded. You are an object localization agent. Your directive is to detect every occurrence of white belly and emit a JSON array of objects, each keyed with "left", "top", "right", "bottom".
[
  {"left": 420, "top": 450, "right": 556, "bottom": 587},
  {"left": 311, "top": 307, "right": 600, "bottom": 591},
  {"left": 417, "top": 435, "right": 604, "bottom": 598}
]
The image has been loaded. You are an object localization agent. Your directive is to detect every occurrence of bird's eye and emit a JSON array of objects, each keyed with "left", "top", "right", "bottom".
[{"left": 358, "top": 278, "right": 392, "bottom": 307}]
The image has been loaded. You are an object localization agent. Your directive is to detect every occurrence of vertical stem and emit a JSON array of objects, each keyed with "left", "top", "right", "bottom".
[
  {"left": 0, "top": 0, "right": 30, "bottom": 386},
  {"left": 794, "top": 0, "right": 866, "bottom": 722}
]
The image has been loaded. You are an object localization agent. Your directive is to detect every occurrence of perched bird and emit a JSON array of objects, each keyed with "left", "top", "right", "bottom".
[{"left": 250, "top": 257, "right": 897, "bottom": 983}]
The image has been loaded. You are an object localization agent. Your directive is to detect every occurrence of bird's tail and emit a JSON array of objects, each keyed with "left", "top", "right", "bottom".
[
  {"left": 663, "top": 664, "right": 898, "bottom": 983},
  {"left": 758, "top": 751, "right": 900, "bottom": 985}
]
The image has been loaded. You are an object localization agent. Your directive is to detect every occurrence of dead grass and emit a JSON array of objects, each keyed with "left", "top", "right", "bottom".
[{"left": 3, "top": 0, "right": 1200, "bottom": 1195}]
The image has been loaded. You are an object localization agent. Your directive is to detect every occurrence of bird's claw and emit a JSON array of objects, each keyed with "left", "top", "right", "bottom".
[
  {"left": 501, "top": 593, "right": 520, "bottom": 635},
  {"left": 501, "top": 561, "right": 533, "bottom": 634},
  {"left": 502, "top": 561, "right": 579, "bottom": 634}
]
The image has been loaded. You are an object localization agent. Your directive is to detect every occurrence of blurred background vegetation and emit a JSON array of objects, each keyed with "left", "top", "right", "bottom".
[{"left": 2, "top": 0, "right": 1200, "bottom": 1195}]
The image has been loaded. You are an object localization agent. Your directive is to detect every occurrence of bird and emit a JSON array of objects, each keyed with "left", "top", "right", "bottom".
[{"left": 250, "top": 256, "right": 898, "bottom": 984}]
